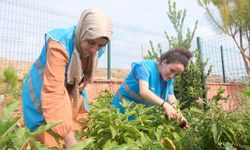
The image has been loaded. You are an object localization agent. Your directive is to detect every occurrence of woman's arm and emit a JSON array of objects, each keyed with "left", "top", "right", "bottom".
[
  {"left": 41, "top": 40, "right": 76, "bottom": 148},
  {"left": 168, "top": 94, "right": 177, "bottom": 108},
  {"left": 139, "top": 80, "right": 177, "bottom": 120}
]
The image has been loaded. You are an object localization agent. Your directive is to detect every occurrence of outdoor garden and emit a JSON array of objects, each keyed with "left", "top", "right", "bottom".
[{"left": 0, "top": 0, "right": 250, "bottom": 150}]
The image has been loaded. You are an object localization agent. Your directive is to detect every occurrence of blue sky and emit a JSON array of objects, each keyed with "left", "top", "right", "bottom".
[
  {"left": 26, "top": 0, "right": 216, "bottom": 69},
  {"left": 31, "top": 0, "right": 215, "bottom": 38}
]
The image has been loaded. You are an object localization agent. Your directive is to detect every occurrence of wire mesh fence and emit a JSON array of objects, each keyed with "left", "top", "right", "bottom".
[
  {"left": 198, "top": 35, "right": 248, "bottom": 84},
  {"left": 0, "top": 0, "right": 79, "bottom": 78},
  {"left": 0, "top": 0, "right": 168, "bottom": 80},
  {"left": 0, "top": 0, "right": 249, "bottom": 84}
]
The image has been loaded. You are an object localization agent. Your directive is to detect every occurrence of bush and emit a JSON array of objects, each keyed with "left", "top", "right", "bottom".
[
  {"left": 0, "top": 101, "right": 63, "bottom": 149},
  {"left": 182, "top": 88, "right": 250, "bottom": 150},
  {"left": 80, "top": 90, "right": 183, "bottom": 150},
  {"left": 3, "top": 68, "right": 18, "bottom": 89}
]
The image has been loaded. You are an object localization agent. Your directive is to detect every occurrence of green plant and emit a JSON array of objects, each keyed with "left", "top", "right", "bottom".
[
  {"left": 182, "top": 88, "right": 250, "bottom": 150},
  {"left": 165, "top": 0, "right": 197, "bottom": 49},
  {"left": 0, "top": 101, "right": 62, "bottom": 149},
  {"left": 3, "top": 68, "right": 18, "bottom": 90},
  {"left": 81, "top": 90, "right": 183, "bottom": 150},
  {"left": 142, "top": 0, "right": 211, "bottom": 109},
  {"left": 174, "top": 49, "right": 211, "bottom": 110},
  {"left": 143, "top": 0, "right": 198, "bottom": 60},
  {"left": 143, "top": 40, "right": 162, "bottom": 60}
]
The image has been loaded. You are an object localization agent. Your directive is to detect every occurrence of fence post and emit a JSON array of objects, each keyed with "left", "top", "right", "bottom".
[
  {"left": 196, "top": 37, "right": 207, "bottom": 100},
  {"left": 107, "top": 42, "right": 111, "bottom": 80},
  {"left": 220, "top": 46, "right": 226, "bottom": 83}
]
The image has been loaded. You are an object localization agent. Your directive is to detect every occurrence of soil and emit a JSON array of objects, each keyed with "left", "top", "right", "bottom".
[{"left": 0, "top": 57, "right": 130, "bottom": 80}]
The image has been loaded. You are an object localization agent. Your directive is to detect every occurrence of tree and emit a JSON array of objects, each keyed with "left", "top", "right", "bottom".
[
  {"left": 144, "top": 0, "right": 211, "bottom": 109},
  {"left": 165, "top": 0, "right": 198, "bottom": 49},
  {"left": 197, "top": 0, "right": 250, "bottom": 77},
  {"left": 144, "top": 0, "right": 198, "bottom": 59},
  {"left": 143, "top": 40, "right": 162, "bottom": 60}
]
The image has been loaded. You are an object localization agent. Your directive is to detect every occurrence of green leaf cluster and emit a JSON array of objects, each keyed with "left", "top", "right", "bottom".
[
  {"left": 143, "top": 0, "right": 209, "bottom": 109},
  {"left": 182, "top": 89, "right": 250, "bottom": 150},
  {"left": 2, "top": 67, "right": 18, "bottom": 90},
  {"left": 0, "top": 101, "right": 62, "bottom": 150},
  {"left": 175, "top": 49, "right": 211, "bottom": 109},
  {"left": 81, "top": 90, "right": 183, "bottom": 150}
]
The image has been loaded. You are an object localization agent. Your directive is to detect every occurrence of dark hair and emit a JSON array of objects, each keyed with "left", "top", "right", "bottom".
[{"left": 158, "top": 47, "right": 193, "bottom": 67}]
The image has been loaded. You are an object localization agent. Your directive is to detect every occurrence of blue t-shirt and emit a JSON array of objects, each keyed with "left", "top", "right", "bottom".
[{"left": 132, "top": 63, "right": 174, "bottom": 95}]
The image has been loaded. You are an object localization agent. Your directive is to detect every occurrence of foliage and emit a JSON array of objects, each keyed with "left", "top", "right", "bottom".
[
  {"left": 0, "top": 68, "right": 23, "bottom": 106},
  {"left": 143, "top": 0, "right": 210, "bottom": 109},
  {"left": 81, "top": 90, "right": 183, "bottom": 150},
  {"left": 2, "top": 67, "right": 18, "bottom": 90},
  {"left": 143, "top": 0, "right": 198, "bottom": 60},
  {"left": 0, "top": 101, "right": 62, "bottom": 150},
  {"left": 241, "top": 87, "right": 250, "bottom": 98},
  {"left": 164, "top": 0, "right": 206, "bottom": 110},
  {"left": 174, "top": 49, "right": 211, "bottom": 109},
  {"left": 165, "top": 0, "right": 198, "bottom": 49},
  {"left": 182, "top": 88, "right": 250, "bottom": 150},
  {"left": 143, "top": 40, "right": 163, "bottom": 60},
  {"left": 197, "top": 0, "right": 250, "bottom": 77},
  {"left": 71, "top": 138, "right": 95, "bottom": 150}
]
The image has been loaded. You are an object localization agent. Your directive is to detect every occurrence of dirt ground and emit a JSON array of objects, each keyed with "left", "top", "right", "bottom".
[{"left": 0, "top": 57, "right": 130, "bottom": 80}]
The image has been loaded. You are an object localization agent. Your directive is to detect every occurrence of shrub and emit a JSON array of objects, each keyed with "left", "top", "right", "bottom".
[
  {"left": 182, "top": 88, "right": 250, "bottom": 150},
  {"left": 81, "top": 90, "right": 183, "bottom": 150},
  {"left": 0, "top": 101, "right": 63, "bottom": 149},
  {"left": 3, "top": 68, "right": 18, "bottom": 89}
]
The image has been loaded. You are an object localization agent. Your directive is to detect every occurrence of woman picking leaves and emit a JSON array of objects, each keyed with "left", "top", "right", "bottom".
[
  {"left": 112, "top": 48, "right": 192, "bottom": 128},
  {"left": 22, "top": 8, "right": 112, "bottom": 149}
]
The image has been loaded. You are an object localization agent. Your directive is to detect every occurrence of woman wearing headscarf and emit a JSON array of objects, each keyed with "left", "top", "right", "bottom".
[{"left": 22, "top": 8, "right": 112, "bottom": 149}]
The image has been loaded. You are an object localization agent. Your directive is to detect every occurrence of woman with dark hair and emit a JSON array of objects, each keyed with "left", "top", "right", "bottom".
[
  {"left": 22, "top": 8, "right": 112, "bottom": 149},
  {"left": 112, "top": 48, "right": 192, "bottom": 127}
]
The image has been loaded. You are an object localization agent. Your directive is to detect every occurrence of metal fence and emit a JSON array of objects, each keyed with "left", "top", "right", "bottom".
[
  {"left": 0, "top": 0, "right": 249, "bottom": 83},
  {"left": 198, "top": 35, "right": 248, "bottom": 83},
  {"left": 0, "top": 0, "right": 168, "bottom": 79}
]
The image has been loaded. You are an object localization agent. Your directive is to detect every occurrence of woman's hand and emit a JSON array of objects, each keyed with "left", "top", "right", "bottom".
[
  {"left": 162, "top": 102, "right": 177, "bottom": 120},
  {"left": 79, "top": 78, "right": 88, "bottom": 92},
  {"left": 64, "top": 130, "right": 77, "bottom": 150},
  {"left": 176, "top": 112, "right": 189, "bottom": 129}
]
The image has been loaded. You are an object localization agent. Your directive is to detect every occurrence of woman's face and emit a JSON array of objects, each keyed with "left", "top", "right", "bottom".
[
  {"left": 159, "top": 61, "right": 184, "bottom": 81},
  {"left": 80, "top": 37, "right": 108, "bottom": 57}
]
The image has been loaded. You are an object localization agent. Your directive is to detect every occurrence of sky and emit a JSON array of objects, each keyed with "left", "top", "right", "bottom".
[
  {"left": 31, "top": 0, "right": 215, "bottom": 38},
  {"left": 25, "top": 0, "right": 216, "bottom": 69}
]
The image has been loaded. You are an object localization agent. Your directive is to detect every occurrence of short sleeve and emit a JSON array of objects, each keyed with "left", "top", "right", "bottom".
[
  {"left": 168, "top": 79, "right": 174, "bottom": 94},
  {"left": 132, "top": 63, "right": 149, "bottom": 81}
]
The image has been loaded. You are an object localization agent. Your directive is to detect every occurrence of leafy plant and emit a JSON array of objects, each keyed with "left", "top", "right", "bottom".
[
  {"left": 0, "top": 101, "right": 62, "bottom": 150},
  {"left": 165, "top": 0, "right": 198, "bottom": 49},
  {"left": 182, "top": 88, "right": 250, "bottom": 150},
  {"left": 143, "top": 40, "right": 162, "bottom": 60},
  {"left": 2, "top": 67, "right": 18, "bottom": 90},
  {"left": 81, "top": 90, "right": 183, "bottom": 150},
  {"left": 175, "top": 49, "right": 211, "bottom": 110},
  {"left": 143, "top": 0, "right": 198, "bottom": 60},
  {"left": 142, "top": 0, "right": 210, "bottom": 109}
]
